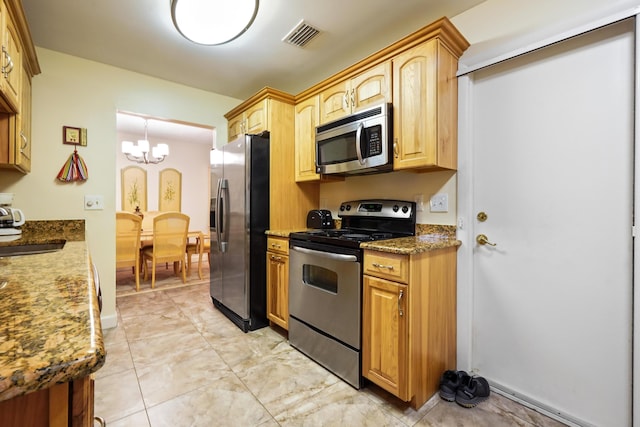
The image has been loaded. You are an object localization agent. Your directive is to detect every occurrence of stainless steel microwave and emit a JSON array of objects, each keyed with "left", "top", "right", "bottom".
[{"left": 315, "top": 103, "right": 392, "bottom": 175}]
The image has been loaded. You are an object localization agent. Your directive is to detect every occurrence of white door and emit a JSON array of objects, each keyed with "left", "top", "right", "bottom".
[{"left": 466, "top": 20, "right": 634, "bottom": 426}]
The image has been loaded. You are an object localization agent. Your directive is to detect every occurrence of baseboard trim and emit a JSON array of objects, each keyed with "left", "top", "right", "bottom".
[{"left": 100, "top": 313, "right": 117, "bottom": 329}]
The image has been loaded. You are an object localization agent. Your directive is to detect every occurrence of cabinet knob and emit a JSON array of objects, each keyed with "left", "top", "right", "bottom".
[{"left": 393, "top": 139, "right": 399, "bottom": 158}]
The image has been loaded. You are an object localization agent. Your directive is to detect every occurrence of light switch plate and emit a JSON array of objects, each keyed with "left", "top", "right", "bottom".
[{"left": 84, "top": 195, "right": 104, "bottom": 210}]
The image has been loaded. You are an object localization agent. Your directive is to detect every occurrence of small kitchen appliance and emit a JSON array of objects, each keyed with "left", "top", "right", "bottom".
[
  {"left": 306, "top": 209, "right": 334, "bottom": 229},
  {"left": 288, "top": 199, "right": 416, "bottom": 389},
  {"left": 0, "top": 193, "right": 25, "bottom": 236}
]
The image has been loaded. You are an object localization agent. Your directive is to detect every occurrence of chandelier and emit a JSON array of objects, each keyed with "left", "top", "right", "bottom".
[
  {"left": 171, "top": 0, "right": 259, "bottom": 45},
  {"left": 121, "top": 120, "right": 169, "bottom": 164}
]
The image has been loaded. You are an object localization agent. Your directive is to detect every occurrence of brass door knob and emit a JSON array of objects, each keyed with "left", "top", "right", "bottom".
[{"left": 476, "top": 234, "right": 497, "bottom": 246}]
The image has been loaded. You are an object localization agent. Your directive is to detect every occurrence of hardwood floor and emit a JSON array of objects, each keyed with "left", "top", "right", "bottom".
[{"left": 116, "top": 258, "right": 209, "bottom": 297}]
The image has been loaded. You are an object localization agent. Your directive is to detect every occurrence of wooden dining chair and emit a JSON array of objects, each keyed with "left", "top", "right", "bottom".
[
  {"left": 115, "top": 212, "right": 143, "bottom": 291},
  {"left": 141, "top": 211, "right": 190, "bottom": 288},
  {"left": 186, "top": 232, "right": 211, "bottom": 280}
]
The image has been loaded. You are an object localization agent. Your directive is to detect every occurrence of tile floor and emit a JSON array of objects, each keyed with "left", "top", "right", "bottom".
[{"left": 96, "top": 277, "right": 567, "bottom": 427}]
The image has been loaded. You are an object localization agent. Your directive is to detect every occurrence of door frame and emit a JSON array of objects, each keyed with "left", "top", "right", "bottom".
[{"left": 456, "top": 10, "right": 640, "bottom": 427}]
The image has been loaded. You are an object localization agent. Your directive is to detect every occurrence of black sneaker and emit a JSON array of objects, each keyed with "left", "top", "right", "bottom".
[
  {"left": 438, "top": 370, "right": 468, "bottom": 401},
  {"left": 455, "top": 375, "right": 490, "bottom": 408}
]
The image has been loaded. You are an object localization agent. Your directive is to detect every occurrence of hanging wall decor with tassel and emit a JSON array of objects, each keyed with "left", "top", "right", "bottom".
[{"left": 57, "top": 148, "right": 89, "bottom": 182}]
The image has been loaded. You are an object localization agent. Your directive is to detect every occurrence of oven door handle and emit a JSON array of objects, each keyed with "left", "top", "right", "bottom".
[{"left": 291, "top": 246, "right": 358, "bottom": 262}]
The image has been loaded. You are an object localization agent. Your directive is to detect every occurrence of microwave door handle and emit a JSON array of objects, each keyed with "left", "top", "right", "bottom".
[{"left": 355, "top": 122, "right": 365, "bottom": 165}]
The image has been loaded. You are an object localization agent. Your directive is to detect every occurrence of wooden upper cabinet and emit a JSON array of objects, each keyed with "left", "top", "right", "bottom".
[
  {"left": 294, "top": 96, "right": 320, "bottom": 182},
  {"left": 351, "top": 61, "right": 392, "bottom": 113},
  {"left": 319, "top": 61, "right": 392, "bottom": 124},
  {"left": 227, "top": 99, "right": 269, "bottom": 142},
  {"left": 1, "top": 2, "right": 20, "bottom": 112},
  {"left": 245, "top": 99, "right": 268, "bottom": 134},
  {"left": 0, "top": 0, "right": 40, "bottom": 174},
  {"left": 227, "top": 114, "right": 244, "bottom": 142},
  {"left": 13, "top": 65, "right": 30, "bottom": 172},
  {"left": 392, "top": 39, "right": 459, "bottom": 171},
  {"left": 318, "top": 79, "right": 349, "bottom": 124}
]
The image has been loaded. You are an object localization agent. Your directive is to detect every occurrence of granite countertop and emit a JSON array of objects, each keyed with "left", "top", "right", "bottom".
[
  {"left": 265, "top": 229, "right": 302, "bottom": 238},
  {"left": 0, "top": 221, "right": 105, "bottom": 401},
  {"left": 266, "top": 224, "right": 461, "bottom": 254},
  {"left": 360, "top": 234, "right": 461, "bottom": 254}
]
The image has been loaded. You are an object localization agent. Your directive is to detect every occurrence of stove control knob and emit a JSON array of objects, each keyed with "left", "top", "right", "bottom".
[
  {"left": 402, "top": 205, "right": 409, "bottom": 214},
  {"left": 392, "top": 205, "right": 399, "bottom": 212},
  {"left": 345, "top": 204, "right": 351, "bottom": 211},
  {"left": 340, "top": 205, "right": 346, "bottom": 211}
]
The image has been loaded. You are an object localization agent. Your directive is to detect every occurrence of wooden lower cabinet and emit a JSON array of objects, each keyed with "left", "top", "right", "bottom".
[
  {"left": 362, "top": 275, "right": 409, "bottom": 400},
  {"left": 266, "top": 236, "right": 289, "bottom": 330},
  {"left": 362, "top": 246, "right": 457, "bottom": 409},
  {"left": 0, "top": 375, "right": 97, "bottom": 427}
]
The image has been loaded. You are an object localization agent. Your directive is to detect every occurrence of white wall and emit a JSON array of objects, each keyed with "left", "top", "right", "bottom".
[
  {"left": 319, "top": 171, "right": 457, "bottom": 225},
  {"left": 116, "top": 130, "right": 211, "bottom": 234},
  {"left": 0, "top": 47, "right": 241, "bottom": 328}
]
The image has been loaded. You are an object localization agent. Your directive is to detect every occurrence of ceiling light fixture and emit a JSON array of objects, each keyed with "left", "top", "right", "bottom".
[
  {"left": 171, "top": 0, "right": 259, "bottom": 45},
  {"left": 121, "top": 119, "right": 169, "bottom": 164}
]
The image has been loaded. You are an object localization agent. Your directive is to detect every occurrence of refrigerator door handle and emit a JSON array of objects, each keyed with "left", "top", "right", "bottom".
[
  {"left": 215, "top": 178, "right": 223, "bottom": 252},
  {"left": 220, "top": 178, "right": 230, "bottom": 253}
]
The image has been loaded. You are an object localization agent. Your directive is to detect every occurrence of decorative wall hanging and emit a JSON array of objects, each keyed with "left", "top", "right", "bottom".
[
  {"left": 159, "top": 168, "right": 182, "bottom": 212},
  {"left": 63, "top": 126, "right": 88, "bottom": 146},
  {"left": 121, "top": 166, "right": 147, "bottom": 212},
  {"left": 57, "top": 149, "right": 88, "bottom": 182}
]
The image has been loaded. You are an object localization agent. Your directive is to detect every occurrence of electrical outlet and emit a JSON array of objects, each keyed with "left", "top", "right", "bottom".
[
  {"left": 84, "top": 195, "right": 104, "bottom": 210},
  {"left": 430, "top": 193, "right": 448, "bottom": 212}
]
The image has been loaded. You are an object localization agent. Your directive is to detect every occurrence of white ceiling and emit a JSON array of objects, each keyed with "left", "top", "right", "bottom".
[{"left": 22, "top": 0, "right": 485, "bottom": 144}]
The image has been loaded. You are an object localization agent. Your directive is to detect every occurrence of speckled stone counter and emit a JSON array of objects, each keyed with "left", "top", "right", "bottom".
[
  {"left": 361, "top": 224, "right": 461, "bottom": 254},
  {"left": 265, "top": 229, "right": 305, "bottom": 237},
  {"left": 266, "top": 224, "right": 461, "bottom": 254},
  {"left": 0, "top": 220, "right": 105, "bottom": 401},
  {"left": 360, "top": 234, "right": 461, "bottom": 254}
]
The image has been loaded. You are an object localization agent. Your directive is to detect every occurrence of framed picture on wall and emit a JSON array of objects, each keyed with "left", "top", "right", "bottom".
[
  {"left": 121, "top": 166, "right": 147, "bottom": 212},
  {"left": 159, "top": 168, "right": 182, "bottom": 212}
]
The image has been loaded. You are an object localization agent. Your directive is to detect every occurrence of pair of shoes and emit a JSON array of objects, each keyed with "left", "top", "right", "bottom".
[
  {"left": 439, "top": 370, "right": 468, "bottom": 401},
  {"left": 455, "top": 375, "right": 491, "bottom": 408}
]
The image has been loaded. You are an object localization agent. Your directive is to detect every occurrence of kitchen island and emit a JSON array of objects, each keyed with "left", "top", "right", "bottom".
[{"left": 0, "top": 220, "right": 105, "bottom": 426}]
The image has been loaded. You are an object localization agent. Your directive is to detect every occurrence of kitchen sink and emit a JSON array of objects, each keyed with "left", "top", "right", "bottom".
[{"left": 0, "top": 240, "right": 66, "bottom": 257}]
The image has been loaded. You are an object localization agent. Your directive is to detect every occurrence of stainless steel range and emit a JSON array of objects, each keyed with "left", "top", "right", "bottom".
[{"left": 288, "top": 199, "right": 416, "bottom": 389}]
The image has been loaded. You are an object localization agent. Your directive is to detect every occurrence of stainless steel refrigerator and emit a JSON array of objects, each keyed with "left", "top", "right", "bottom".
[{"left": 210, "top": 132, "right": 269, "bottom": 332}]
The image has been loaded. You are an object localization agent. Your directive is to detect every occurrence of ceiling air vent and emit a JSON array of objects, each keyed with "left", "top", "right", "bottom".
[{"left": 282, "top": 20, "right": 320, "bottom": 48}]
